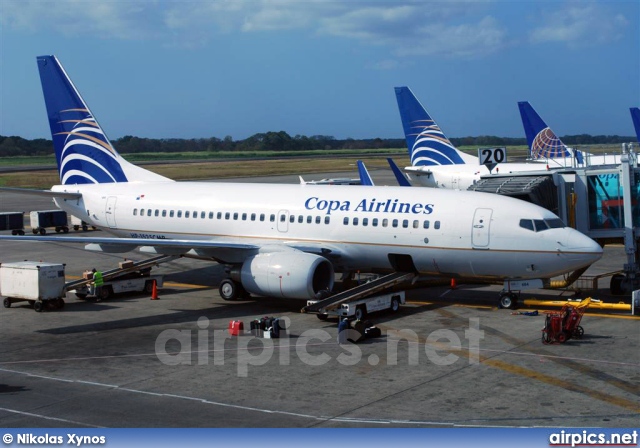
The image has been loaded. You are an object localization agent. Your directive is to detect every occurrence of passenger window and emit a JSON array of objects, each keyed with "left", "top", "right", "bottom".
[
  {"left": 162, "top": 210, "right": 167, "bottom": 217},
  {"left": 353, "top": 217, "right": 359, "bottom": 226},
  {"left": 324, "top": 216, "right": 330, "bottom": 224},
  {"left": 434, "top": 221, "right": 440, "bottom": 229},
  {"left": 260, "top": 214, "right": 265, "bottom": 221},
  {"left": 307, "top": 216, "right": 312, "bottom": 224},
  {"left": 133, "top": 209, "right": 137, "bottom": 216},
  {"left": 280, "top": 214, "right": 286, "bottom": 222},
  {"left": 251, "top": 213, "right": 256, "bottom": 221},
  {"left": 209, "top": 212, "right": 214, "bottom": 219},
  {"left": 155, "top": 210, "right": 159, "bottom": 217},
  {"left": 362, "top": 218, "right": 368, "bottom": 227},
  {"left": 233, "top": 213, "right": 238, "bottom": 220},
  {"left": 185, "top": 211, "right": 190, "bottom": 218},
  {"left": 147, "top": 209, "right": 152, "bottom": 217},
  {"left": 392, "top": 219, "right": 398, "bottom": 228},
  {"left": 413, "top": 220, "right": 419, "bottom": 229},
  {"left": 242, "top": 213, "right": 247, "bottom": 220},
  {"left": 140, "top": 208, "right": 145, "bottom": 216},
  {"left": 225, "top": 212, "right": 230, "bottom": 220},
  {"left": 177, "top": 211, "right": 182, "bottom": 218},
  {"left": 343, "top": 217, "right": 349, "bottom": 225},
  {"left": 382, "top": 219, "right": 388, "bottom": 227},
  {"left": 201, "top": 212, "right": 205, "bottom": 219},
  {"left": 298, "top": 215, "right": 303, "bottom": 223},
  {"left": 217, "top": 212, "right": 222, "bottom": 219},
  {"left": 290, "top": 215, "right": 295, "bottom": 223},
  {"left": 170, "top": 210, "right": 174, "bottom": 218},
  {"left": 270, "top": 214, "right": 275, "bottom": 222},
  {"left": 423, "top": 220, "right": 430, "bottom": 229},
  {"left": 519, "top": 219, "right": 534, "bottom": 231},
  {"left": 372, "top": 218, "right": 378, "bottom": 227},
  {"left": 315, "top": 216, "right": 321, "bottom": 224},
  {"left": 193, "top": 211, "right": 197, "bottom": 218},
  {"left": 402, "top": 219, "right": 408, "bottom": 228}
]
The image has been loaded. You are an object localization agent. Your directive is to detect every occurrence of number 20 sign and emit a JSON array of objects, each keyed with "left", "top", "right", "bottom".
[{"left": 478, "top": 147, "right": 507, "bottom": 166}]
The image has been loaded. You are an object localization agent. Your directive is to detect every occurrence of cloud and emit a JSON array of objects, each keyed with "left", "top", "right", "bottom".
[
  {"left": 529, "top": 3, "right": 629, "bottom": 46},
  {"left": 1, "top": 0, "right": 506, "bottom": 58}
]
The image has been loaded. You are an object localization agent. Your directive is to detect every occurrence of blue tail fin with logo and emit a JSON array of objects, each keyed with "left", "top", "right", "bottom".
[
  {"left": 356, "top": 161, "right": 374, "bottom": 186},
  {"left": 517, "top": 101, "right": 581, "bottom": 162},
  {"left": 394, "top": 86, "right": 476, "bottom": 167},
  {"left": 631, "top": 108, "right": 640, "bottom": 143},
  {"left": 37, "top": 55, "right": 170, "bottom": 185}
]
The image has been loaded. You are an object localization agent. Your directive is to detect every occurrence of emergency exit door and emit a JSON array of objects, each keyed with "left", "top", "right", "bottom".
[{"left": 472, "top": 208, "right": 492, "bottom": 248}]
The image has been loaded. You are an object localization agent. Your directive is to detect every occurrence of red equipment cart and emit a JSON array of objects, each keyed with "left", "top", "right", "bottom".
[{"left": 541, "top": 298, "right": 590, "bottom": 344}]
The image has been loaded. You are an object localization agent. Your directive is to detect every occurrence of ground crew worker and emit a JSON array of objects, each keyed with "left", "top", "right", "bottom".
[{"left": 92, "top": 268, "right": 104, "bottom": 300}]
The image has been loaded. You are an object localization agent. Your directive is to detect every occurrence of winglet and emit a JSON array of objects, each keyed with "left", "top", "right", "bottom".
[
  {"left": 631, "top": 107, "right": 640, "bottom": 143},
  {"left": 386, "top": 158, "right": 411, "bottom": 187},
  {"left": 356, "top": 161, "right": 374, "bottom": 186}
]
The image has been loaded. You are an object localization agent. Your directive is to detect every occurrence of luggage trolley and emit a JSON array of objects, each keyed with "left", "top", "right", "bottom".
[{"left": 541, "top": 298, "right": 590, "bottom": 344}]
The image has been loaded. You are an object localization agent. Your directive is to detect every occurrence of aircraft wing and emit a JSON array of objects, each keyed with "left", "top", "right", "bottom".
[{"left": 0, "top": 187, "right": 82, "bottom": 199}]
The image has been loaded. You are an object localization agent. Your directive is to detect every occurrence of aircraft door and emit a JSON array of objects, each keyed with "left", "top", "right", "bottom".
[
  {"left": 277, "top": 210, "right": 289, "bottom": 232},
  {"left": 471, "top": 208, "right": 492, "bottom": 248},
  {"left": 105, "top": 196, "right": 117, "bottom": 228}
]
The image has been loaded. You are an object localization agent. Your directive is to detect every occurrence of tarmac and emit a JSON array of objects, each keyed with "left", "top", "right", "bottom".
[{"left": 0, "top": 170, "right": 638, "bottom": 428}]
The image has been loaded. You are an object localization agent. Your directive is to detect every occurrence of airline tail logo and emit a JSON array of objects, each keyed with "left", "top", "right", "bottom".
[
  {"left": 38, "top": 55, "right": 128, "bottom": 185},
  {"left": 395, "top": 87, "right": 466, "bottom": 166},
  {"left": 631, "top": 107, "right": 640, "bottom": 142},
  {"left": 408, "top": 120, "right": 463, "bottom": 166},
  {"left": 530, "top": 127, "right": 568, "bottom": 159},
  {"left": 54, "top": 109, "right": 128, "bottom": 185}
]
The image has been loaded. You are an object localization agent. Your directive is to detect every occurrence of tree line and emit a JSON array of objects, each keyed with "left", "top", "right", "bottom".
[{"left": 0, "top": 132, "right": 635, "bottom": 157}]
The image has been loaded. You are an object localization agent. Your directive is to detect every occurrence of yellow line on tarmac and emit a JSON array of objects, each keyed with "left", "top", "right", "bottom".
[
  {"left": 163, "top": 281, "right": 211, "bottom": 290},
  {"left": 407, "top": 300, "right": 495, "bottom": 309}
]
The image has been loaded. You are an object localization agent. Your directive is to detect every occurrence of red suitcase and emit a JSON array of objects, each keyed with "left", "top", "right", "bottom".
[{"left": 228, "top": 320, "right": 244, "bottom": 336}]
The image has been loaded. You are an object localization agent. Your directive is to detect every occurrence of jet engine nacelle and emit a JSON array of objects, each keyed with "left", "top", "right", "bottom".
[{"left": 239, "top": 252, "right": 334, "bottom": 300}]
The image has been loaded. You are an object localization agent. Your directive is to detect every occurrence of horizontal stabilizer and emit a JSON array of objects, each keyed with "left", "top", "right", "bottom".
[{"left": 0, "top": 187, "right": 82, "bottom": 199}]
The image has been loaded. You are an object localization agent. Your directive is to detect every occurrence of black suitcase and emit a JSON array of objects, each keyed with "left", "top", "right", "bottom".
[{"left": 364, "top": 326, "right": 382, "bottom": 338}]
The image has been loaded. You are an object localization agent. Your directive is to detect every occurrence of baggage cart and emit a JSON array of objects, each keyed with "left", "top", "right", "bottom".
[
  {"left": 0, "top": 212, "right": 25, "bottom": 235},
  {"left": 30, "top": 210, "right": 69, "bottom": 235},
  {"left": 0, "top": 261, "right": 66, "bottom": 312},
  {"left": 541, "top": 297, "right": 590, "bottom": 344}
]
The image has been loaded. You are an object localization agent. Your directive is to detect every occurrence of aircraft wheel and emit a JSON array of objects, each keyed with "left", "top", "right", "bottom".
[
  {"left": 610, "top": 274, "right": 625, "bottom": 295},
  {"left": 390, "top": 297, "right": 400, "bottom": 312},
  {"left": 499, "top": 292, "right": 517, "bottom": 309},
  {"left": 219, "top": 279, "right": 239, "bottom": 301}
]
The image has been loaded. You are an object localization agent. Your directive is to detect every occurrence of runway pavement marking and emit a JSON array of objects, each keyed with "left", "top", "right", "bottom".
[{"left": 0, "top": 406, "right": 103, "bottom": 428}]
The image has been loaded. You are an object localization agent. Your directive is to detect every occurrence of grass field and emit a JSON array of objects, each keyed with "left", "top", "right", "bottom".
[{"left": 0, "top": 143, "right": 628, "bottom": 189}]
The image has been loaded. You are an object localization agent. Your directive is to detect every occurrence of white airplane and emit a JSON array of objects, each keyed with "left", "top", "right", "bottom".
[
  {"left": 0, "top": 56, "right": 603, "bottom": 306},
  {"left": 395, "top": 87, "right": 620, "bottom": 190}
]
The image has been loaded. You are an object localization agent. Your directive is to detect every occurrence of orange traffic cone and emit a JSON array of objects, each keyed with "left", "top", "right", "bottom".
[
  {"left": 150, "top": 279, "right": 159, "bottom": 300},
  {"left": 450, "top": 278, "right": 457, "bottom": 290}
]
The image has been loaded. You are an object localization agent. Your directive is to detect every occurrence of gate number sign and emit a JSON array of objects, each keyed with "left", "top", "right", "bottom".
[{"left": 478, "top": 147, "right": 507, "bottom": 166}]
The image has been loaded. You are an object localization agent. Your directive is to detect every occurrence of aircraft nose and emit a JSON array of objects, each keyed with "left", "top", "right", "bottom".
[{"left": 565, "top": 230, "right": 603, "bottom": 263}]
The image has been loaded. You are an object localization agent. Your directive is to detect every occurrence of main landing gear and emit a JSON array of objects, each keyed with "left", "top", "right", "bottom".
[{"left": 219, "top": 279, "right": 250, "bottom": 301}]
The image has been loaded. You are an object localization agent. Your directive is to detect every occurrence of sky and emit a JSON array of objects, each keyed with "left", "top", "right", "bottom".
[{"left": 1, "top": 0, "right": 639, "bottom": 141}]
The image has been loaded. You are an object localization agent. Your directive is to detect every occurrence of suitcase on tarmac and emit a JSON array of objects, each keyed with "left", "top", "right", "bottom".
[
  {"left": 228, "top": 320, "right": 244, "bottom": 336},
  {"left": 261, "top": 317, "right": 274, "bottom": 331},
  {"left": 364, "top": 326, "right": 382, "bottom": 339},
  {"left": 250, "top": 320, "right": 263, "bottom": 337},
  {"left": 271, "top": 318, "right": 280, "bottom": 338}
]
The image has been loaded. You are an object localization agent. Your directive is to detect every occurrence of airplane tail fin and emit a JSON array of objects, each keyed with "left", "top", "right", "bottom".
[
  {"left": 356, "top": 161, "right": 374, "bottom": 186},
  {"left": 630, "top": 107, "right": 640, "bottom": 143},
  {"left": 386, "top": 158, "right": 411, "bottom": 187},
  {"left": 517, "top": 101, "right": 575, "bottom": 161},
  {"left": 394, "top": 86, "right": 476, "bottom": 167},
  {"left": 37, "top": 55, "right": 171, "bottom": 185}
]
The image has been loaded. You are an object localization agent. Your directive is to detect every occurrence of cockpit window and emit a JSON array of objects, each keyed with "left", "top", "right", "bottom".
[
  {"left": 519, "top": 219, "right": 534, "bottom": 231},
  {"left": 520, "top": 218, "right": 565, "bottom": 232},
  {"left": 533, "top": 220, "right": 548, "bottom": 231},
  {"left": 545, "top": 218, "right": 565, "bottom": 229}
]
